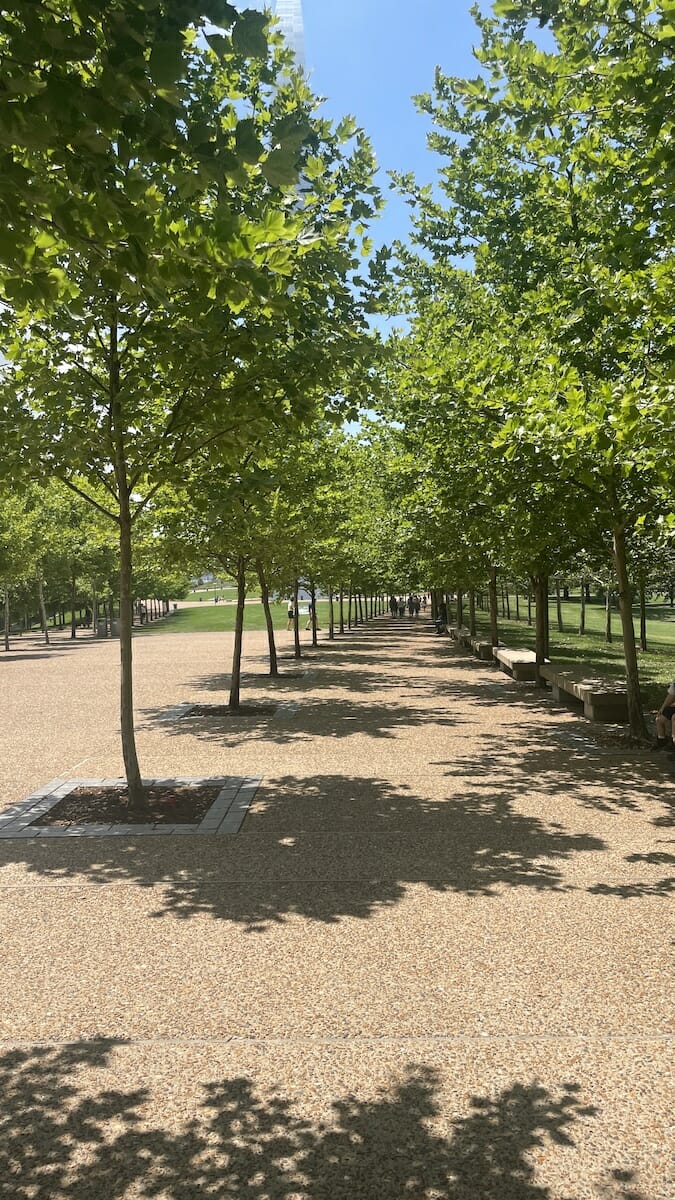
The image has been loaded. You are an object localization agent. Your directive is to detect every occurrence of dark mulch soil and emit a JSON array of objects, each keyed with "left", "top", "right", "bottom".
[
  {"left": 32, "top": 784, "right": 222, "bottom": 827},
  {"left": 182, "top": 703, "right": 278, "bottom": 718}
]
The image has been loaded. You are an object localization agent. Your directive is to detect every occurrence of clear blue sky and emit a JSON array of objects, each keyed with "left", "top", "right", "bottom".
[{"left": 257, "top": 1, "right": 488, "bottom": 251}]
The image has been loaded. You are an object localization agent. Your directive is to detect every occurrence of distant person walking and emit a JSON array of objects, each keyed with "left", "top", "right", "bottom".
[
  {"left": 286, "top": 600, "right": 295, "bottom": 631},
  {"left": 407, "top": 594, "right": 415, "bottom": 617},
  {"left": 389, "top": 594, "right": 398, "bottom": 617},
  {"left": 653, "top": 679, "right": 675, "bottom": 755},
  {"left": 306, "top": 600, "right": 321, "bottom": 631},
  {"left": 397, "top": 597, "right": 405, "bottom": 618}
]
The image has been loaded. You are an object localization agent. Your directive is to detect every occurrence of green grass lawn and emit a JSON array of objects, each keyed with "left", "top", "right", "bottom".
[
  {"left": 470, "top": 596, "right": 675, "bottom": 710},
  {"left": 137, "top": 600, "right": 334, "bottom": 636}
]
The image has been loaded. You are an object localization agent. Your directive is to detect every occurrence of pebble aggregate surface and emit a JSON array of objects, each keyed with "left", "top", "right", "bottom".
[{"left": 0, "top": 616, "right": 673, "bottom": 1198}]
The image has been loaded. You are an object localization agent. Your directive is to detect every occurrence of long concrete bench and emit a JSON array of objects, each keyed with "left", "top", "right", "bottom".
[
  {"left": 539, "top": 663, "right": 629, "bottom": 722},
  {"left": 493, "top": 646, "right": 539, "bottom": 681}
]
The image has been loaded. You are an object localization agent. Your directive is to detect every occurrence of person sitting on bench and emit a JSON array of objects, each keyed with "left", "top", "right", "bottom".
[{"left": 654, "top": 680, "right": 675, "bottom": 755}]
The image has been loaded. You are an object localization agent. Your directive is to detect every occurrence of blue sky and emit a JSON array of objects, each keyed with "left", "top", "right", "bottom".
[{"left": 259, "top": 1, "right": 488, "bottom": 251}]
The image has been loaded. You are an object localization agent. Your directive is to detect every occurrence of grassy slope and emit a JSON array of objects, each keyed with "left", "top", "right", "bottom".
[{"left": 137, "top": 600, "right": 334, "bottom": 636}]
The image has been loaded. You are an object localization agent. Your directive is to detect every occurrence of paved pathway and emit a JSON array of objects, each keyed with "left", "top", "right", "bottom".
[{"left": 0, "top": 618, "right": 672, "bottom": 1198}]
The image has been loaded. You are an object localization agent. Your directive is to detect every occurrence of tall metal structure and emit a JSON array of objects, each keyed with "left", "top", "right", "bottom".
[{"left": 275, "top": 0, "right": 306, "bottom": 69}]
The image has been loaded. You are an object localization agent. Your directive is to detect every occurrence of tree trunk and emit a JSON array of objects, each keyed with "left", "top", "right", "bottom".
[
  {"left": 348, "top": 587, "right": 352, "bottom": 629},
  {"left": 70, "top": 567, "right": 77, "bottom": 639},
  {"left": 38, "top": 577, "right": 50, "bottom": 646},
  {"left": 229, "top": 556, "right": 246, "bottom": 709},
  {"left": 527, "top": 590, "right": 532, "bottom": 626},
  {"left": 505, "top": 585, "right": 511, "bottom": 621},
  {"left": 456, "top": 590, "right": 463, "bottom": 629},
  {"left": 109, "top": 305, "right": 145, "bottom": 810},
  {"left": 310, "top": 580, "right": 318, "bottom": 647},
  {"left": 339, "top": 589, "right": 345, "bottom": 635},
  {"left": 3, "top": 587, "right": 9, "bottom": 652},
  {"left": 533, "top": 574, "right": 549, "bottom": 679},
  {"left": 613, "top": 526, "right": 646, "bottom": 736},
  {"left": 117, "top": 499, "right": 144, "bottom": 806},
  {"left": 555, "top": 578, "right": 564, "bottom": 632},
  {"left": 605, "top": 587, "right": 613, "bottom": 644},
  {"left": 488, "top": 566, "right": 499, "bottom": 646},
  {"left": 358, "top": 592, "right": 364, "bottom": 623},
  {"left": 579, "top": 577, "right": 586, "bottom": 635},
  {"left": 328, "top": 587, "right": 335, "bottom": 640},
  {"left": 257, "top": 560, "right": 278, "bottom": 677},
  {"left": 639, "top": 580, "right": 647, "bottom": 652},
  {"left": 293, "top": 579, "right": 301, "bottom": 660},
  {"left": 468, "top": 590, "right": 476, "bottom": 636}
]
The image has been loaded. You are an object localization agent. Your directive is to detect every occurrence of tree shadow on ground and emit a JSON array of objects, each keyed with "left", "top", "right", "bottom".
[
  {"left": 0, "top": 1039, "right": 655, "bottom": 1200},
  {"left": 431, "top": 733, "right": 669, "bottom": 818},
  {"left": 144, "top": 695, "right": 465, "bottom": 746},
  {"left": 0, "top": 774, "right": 605, "bottom": 927}
]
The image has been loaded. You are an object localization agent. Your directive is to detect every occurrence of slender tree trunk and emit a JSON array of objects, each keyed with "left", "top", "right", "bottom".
[
  {"left": 229, "top": 556, "right": 247, "bottom": 709},
  {"left": 555, "top": 578, "right": 564, "bottom": 633},
  {"left": 38, "top": 577, "right": 50, "bottom": 646},
  {"left": 639, "top": 580, "right": 647, "bottom": 652},
  {"left": 257, "top": 560, "right": 278, "bottom": 677},
  {"left": 3, "top": 587, "right": 9, "bottom": 652},
  {"left": 605, "top": 587, "right": 613, "bottom": 644},
  {"left": 348, "top": 586, "right": 352, "bottom": 629},
  {"left": 358, "top": 592, "right": 364, "bottom": 623},
  {"left": 328, "top": 587, "right": 335, "bottom": 640},
  {"left": 515, "top": 590, "right": 520, "bottom": 621},
  {"left": 527, "top": 590, "right": 532, "bottom": 626},
  {"left": 488, "top": 566, "right": 499, "bottom": 646},
  {"left": 505, "top": 585, "right": 511, "bottom": 621},
  {"left": 117, "top": 498, "right": 144, "bottom": 805},
  {"left": 579, "top": 577, "right": 586, "bottom": 635},
  {"left": 533, "top": 574, "right": 549, "bottom": 678},
  {"left": 293, "top": 579, "right": 301, "bottom": 660},
  {"left": 70, "top": 567, "right": 77, "bottom": 639},
  {"left": 468, "top": 590, "right": 476, "bottom": 636},
  {"left": 310, "top": 580, "right": 318, "bottom": 647},
  {"left": 613, "top": 526, "right": 646, "bottom": 736},
  {"left": 339, "top": 589, "right": 345, "bottom": 635},
  {"left": 110, "top": 305, "right": 145, "bottom": 810},
  {"left": 500, "top": 582, "right": 506, "bottom": 618},
  {"left": 456, "top": 590, "right": 463, "bottom": 629},
  {"left": 92, "top": 588, "right": 98, "bottom": 637}
]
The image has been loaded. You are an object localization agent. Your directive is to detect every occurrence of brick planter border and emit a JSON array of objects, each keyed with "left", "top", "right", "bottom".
[{"left": 0, "top": 775, "right": 261, "bottom": 840}]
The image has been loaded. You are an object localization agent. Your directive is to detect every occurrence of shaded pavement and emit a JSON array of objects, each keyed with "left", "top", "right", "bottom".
[{"left": 0, "top": 618, "right": 672, "bottom": 1197}]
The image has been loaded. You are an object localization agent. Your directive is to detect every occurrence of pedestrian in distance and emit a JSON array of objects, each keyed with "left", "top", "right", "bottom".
[
  {"left": 653, "top": 680, "right": 675, "bottom": 756},
  {"left": 389, "top": 594, "right": 398, "bottom": 617},
  {"left": 306, "top": 599, "right": 321, "bottom": 631},
  {"left": 286, "top": 600, "right": 295, "bottom": 631},
  {"left": 397, "top": 597, "right": 405, "bottom": 618}
]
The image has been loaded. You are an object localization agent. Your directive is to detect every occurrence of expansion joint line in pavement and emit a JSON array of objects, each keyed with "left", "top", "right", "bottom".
[{"left": 0, "top": 1034, "right": 671, "bottom": 1050}]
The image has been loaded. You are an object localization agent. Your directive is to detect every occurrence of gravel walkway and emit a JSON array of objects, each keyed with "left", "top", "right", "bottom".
[{"left": 0, "top": 618, "right": 672, "bottom": 1198}]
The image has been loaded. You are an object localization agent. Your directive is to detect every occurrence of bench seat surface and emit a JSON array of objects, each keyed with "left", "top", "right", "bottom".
[{"left": 539, "top": 662, "right": 627, "bottom": 700}]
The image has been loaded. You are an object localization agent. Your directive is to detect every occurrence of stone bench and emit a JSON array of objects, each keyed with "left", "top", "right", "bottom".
[
  {"left": 449, "top": 625, "right": 472, "bottom": 648},
  {"left": 539, "top": 663, "right": 629, "bottom": 722},
  {"left": 471, "top": 637, "right": 496, "bottom": 661},
  {"left": 493, "top": 646, "right": 540, "bottom": 681}
]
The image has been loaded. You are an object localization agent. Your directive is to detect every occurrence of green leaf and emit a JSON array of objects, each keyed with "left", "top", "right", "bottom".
[
  {"left": 232, "top": 11, "right": 268, "bottom": 59},
  {"left": 148, "top": 41, "right": 184, "bottom": 88},
  {"left": 235, "top": 118, "right": 264, "bottom": 164},
  {"left": 261, "top": 148, "right": 298, "bottom": 188}
]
